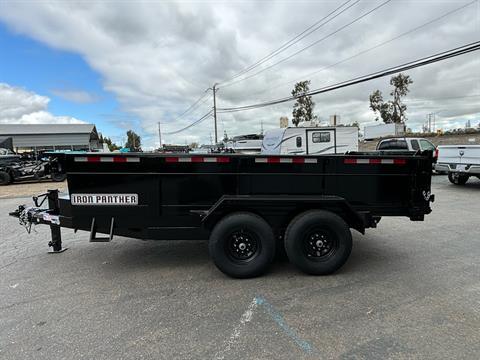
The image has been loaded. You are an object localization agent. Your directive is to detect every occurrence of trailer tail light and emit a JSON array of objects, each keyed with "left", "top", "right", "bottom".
[
  {"left": 344, "top": 158, "right": 406, "bottom": 165},
  {"left": 255, "top": 157, "right": 317, "bottom": 164},
  {"left": 165, "top": 157, "right": 230, "bottom": 163},
  {"left": 74, "top": 156, "right": 140, "bottom": 163}
]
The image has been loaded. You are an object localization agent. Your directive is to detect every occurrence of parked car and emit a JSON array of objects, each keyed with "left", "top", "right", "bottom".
[
  {"left": 0, "top": 147, "right": 21, "bottom": 163},
  {"left": 435, "top": 145, "right": 480, "bottom": 185},
  {"left": 376, "top": 137, "right": 437, "bottom": 162}
]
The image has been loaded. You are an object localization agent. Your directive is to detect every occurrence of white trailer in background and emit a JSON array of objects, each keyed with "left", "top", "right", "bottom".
[
  {"left": 261, "top": 126, "right": 358, "bottom": 155},
  {"left": 364, "top": 123, "right": 405, "bottom": 140}
]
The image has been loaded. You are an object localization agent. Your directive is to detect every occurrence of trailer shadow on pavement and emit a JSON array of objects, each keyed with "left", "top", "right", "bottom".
[{"left": 74, "top": 232, "right": 403, "bottom": 280}]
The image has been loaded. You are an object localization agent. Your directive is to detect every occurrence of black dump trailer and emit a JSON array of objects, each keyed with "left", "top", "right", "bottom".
[{"left": 10, "top": 151, "right": 434, "bottom": 278}]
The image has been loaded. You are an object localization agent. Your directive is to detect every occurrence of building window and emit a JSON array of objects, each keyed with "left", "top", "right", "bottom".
[
  {"left": 296, "top": 136, "right": 302, "bottom": 148},
  {"left": 312, "top": 132, "right": 331, "bottom": 143}
]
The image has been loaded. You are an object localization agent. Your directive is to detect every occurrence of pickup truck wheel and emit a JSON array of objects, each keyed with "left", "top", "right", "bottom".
[
  {"left": 209, "top": 212, "right": 275, "bottom": 278},
  {"left": 448, "top": 172, "right": 469, "bottom": 185},
  {"left": 285, "top": 210, "right": 352, "bottom": 275},
  {"left": 0, "top": 171, "right": 11, "bottom": 185}
]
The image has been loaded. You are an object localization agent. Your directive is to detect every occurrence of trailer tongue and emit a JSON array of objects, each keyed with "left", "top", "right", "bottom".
[{"left": 10, "top": 151, "right": 434, "bottom": 278}]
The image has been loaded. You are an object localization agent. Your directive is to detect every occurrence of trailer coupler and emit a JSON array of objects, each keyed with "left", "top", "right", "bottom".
[{"left": 9, "top": 190, "right": 67, "bottom": 253}]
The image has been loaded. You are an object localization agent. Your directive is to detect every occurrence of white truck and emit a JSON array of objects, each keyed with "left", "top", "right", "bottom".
[
  {"left": 376, "top": 137, "right": 437, "bottom": 153},
  {"left": 261, "top": 126, "right": 358, "bottom": 155},
  {"left": 435, "top": 145, "right": 480, "bottom": 185},
  {"left": 364, "top": 123, "right": 405, "bottom": 140},
  {"left": 225, "top": 134, "right": 263, "bottom": 154}
]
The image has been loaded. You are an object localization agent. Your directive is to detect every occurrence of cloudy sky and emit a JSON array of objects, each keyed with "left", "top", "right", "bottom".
[{"left": 0, "top": 0, "right": 479, "bottom": 148}]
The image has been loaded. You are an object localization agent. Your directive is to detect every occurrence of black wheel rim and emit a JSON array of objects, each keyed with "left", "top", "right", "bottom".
[
  {"left": 302, "top": 227, "right": 338, "bottom": 261},
  {"left": 226, "top": 229, "right": 260, "bottom": 264}
]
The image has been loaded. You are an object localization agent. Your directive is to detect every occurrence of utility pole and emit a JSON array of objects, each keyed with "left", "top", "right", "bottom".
[
  {"left": 206, "top": 84, "right": 219, "bottom": 144},
  {"left": 426, "top": 113, "right": 436, "bottom": 133},
  {"left": 212, "top": 83, "right": 218, "bottom": 144},
  {"left": 158, "top": 121, "right": 162, "bottom": 150}
]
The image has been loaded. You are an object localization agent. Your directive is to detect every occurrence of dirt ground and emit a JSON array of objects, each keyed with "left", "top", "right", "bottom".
[{"left": 0, "top": 180, "right": 67, "bottom": 199}]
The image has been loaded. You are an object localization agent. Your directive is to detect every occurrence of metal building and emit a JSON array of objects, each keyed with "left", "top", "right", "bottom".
[{"left": 0, "top": 124, "right": 101, "bottom": 152}]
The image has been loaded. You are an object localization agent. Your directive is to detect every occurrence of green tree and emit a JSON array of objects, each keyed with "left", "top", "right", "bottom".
[
  {"left": 369, "top": 73, "right": 413, "bottom": 123},
  {"left": 125, "top": 130, "right": 142, "bottom": 152},
  {"left": 291, "top": 80, "right": 317, "bottom": 126},
  {"left": 103, "top": 137, "right": 120, "bottom": 152}
]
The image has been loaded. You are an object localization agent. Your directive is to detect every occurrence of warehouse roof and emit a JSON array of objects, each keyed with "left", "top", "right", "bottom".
[{"left": 0, "top": 123, "right": 96, "bottom": 135}]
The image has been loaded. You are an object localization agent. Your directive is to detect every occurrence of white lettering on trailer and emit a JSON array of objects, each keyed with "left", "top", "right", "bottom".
[{"left": 71, "top": 194, "right": 138, "bottom": 206}]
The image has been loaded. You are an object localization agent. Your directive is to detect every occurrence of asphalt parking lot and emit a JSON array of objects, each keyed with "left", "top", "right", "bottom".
[{"left": 0, "top": 175, "right": 479, "bottom": 359}]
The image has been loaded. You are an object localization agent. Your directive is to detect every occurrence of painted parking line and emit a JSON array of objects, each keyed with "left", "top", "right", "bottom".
[
  {"left": 214, "top": 297, "right": 258, "bottom": 360},
  {"left": 215, "top": 296, "right": 315, "bottom": 359},
  {"left": 255, "top": 296, "right": 315, "bottom": 354}
]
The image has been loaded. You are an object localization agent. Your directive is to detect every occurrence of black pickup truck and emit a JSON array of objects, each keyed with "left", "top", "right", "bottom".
[{"left": 10, "top": 151, "right": 434, "bottom": 278}]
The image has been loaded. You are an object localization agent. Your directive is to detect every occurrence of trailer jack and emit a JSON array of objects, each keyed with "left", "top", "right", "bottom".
[
  {"left": 10, "top": 190, "right": 68, "bottom": 254},
  {"left": 48, "top": 224, "right": 67, "bottom": 254}
]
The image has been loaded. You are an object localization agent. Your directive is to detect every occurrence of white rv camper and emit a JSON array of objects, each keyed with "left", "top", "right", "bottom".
[{"left": 261, "top": 126, "right": 358, "bottom": 155}]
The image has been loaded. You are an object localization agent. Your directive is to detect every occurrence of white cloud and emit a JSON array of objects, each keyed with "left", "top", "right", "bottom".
[
  {"left": 0, "top": 83, "right": 49, "bottom": 120},
  {"left": 50, "top": 89, "right": 99, "bottom": 104},
  {"left": 0, "top": 83, "right": 86, "bottom": 124},
  {"left": 0, "top": 1, "right": 478, "bottom": 146}
]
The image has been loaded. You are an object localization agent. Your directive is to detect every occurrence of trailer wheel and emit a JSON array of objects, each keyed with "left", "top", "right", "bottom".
[
  {"left": 285, "top": 210, "right": 352, "bottom": 275},
  {"left": 448, "top": 172, "right": 469, "bottom": 185},
  {"left": 0, "top": 171, "right": 11, "bottom": 186},
  {"left": 209, "top": 212, "right": 275, "bottom": 278}
]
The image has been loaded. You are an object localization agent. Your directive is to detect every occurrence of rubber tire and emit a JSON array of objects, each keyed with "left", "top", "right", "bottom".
[
  {"left": 0, "top": 171, "right": 11, "bottom": 186},
  {"left": 51, "top": 172, "right": 67, "bottom": 182},
  {"left": 285, "top": 210, "right": 352, "bottom": 275},
  {"left": 448, "top": 172, "right": 469, "bottom": 185},
  {"left": 209, "top": 212, "right": 275, "bottom": 278}
]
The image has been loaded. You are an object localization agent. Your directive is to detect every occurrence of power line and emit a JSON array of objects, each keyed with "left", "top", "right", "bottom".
[
  {"left": 405, "top": 94, "right": 480, "bottom": 103},
  {"left": 219, "top": 42, "right": 480, "bottom": 112},
  {"left": 171, "top": 91, "right": 211, "bottom": 122},
  {"left": 220, "top": 0, "right": 358, "bottom": 84},
  {"left": 163, "top": 110, "right": 213, "bottom": 135},
  {"left": 217, "top": 41, "right": 480, "bottom": 113},
  {"left": 245, "top": 0, "right": 478, "bottom": 99},
  {"left": 220, "top": 0, "right": 394, "bottom": 89}
]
